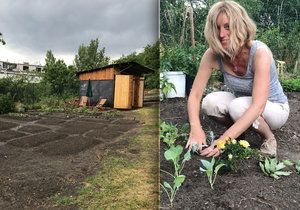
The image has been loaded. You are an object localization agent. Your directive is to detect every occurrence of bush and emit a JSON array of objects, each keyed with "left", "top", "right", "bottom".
[
  {"left": 145, "top": 73, "right": 159, "bottom": 89},
  {"left": 280, "top": 78, "right": 300, "bottom": 92},
  {"left": 0, "top": 94, "right": 14, "bottom": 114}
]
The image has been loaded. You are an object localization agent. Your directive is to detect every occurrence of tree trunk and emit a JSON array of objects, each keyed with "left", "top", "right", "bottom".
[{"left": 180, "top": 7, "right": 188, "bottom": 46}]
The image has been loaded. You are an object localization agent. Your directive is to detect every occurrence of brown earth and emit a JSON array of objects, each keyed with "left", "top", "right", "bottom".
[
  {"left": 0, "top": 110, "right": 141, "bottom": 209},
  {"left": 160, "top": 92, "right": 300, "bottom": 210}
]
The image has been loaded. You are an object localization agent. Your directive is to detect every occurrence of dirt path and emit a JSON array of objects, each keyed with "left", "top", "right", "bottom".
[
  {"left": 0, "top": 111, "right": 140, "bottom": 209},
  {"left": 160, "top": 92, "right": 300, "bottom": 209}
]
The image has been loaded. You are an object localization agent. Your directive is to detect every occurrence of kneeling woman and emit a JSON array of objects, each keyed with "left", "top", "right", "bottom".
[{"left": 185, "top": 1, "right": 289, "bottom": 157}]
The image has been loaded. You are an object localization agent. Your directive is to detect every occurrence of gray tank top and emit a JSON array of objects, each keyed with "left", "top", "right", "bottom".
[{"left": 218, "top": 40, "right": 288, "bottom": 103}]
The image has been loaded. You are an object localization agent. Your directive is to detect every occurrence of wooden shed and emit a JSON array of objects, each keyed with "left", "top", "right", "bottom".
[{"left": 76, "top": 62, "right": 154, "bottom": 109}]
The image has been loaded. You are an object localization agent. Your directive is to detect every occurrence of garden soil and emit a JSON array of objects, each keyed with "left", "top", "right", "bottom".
[
  {"left": 160, "top": 92, "right": 300, "bottom": 210},
  {"left": 0, "top": 109, "right": 143, "bottom": 209}
]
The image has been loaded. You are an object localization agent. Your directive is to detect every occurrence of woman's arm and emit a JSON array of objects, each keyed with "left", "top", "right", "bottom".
[
  {"left": 186, "top": 48, "right": 218, "bottom": 150},
  {"left": 201, "top": 47, "right": 272, "bottom": 157}
]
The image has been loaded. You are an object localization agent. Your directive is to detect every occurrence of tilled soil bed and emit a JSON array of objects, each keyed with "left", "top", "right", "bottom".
[
  {"left": 0, "top": 111, "right": 140, "bottom": 209},
  {"left": 160, "top": 92, "right": 300, "bottom": 210}
]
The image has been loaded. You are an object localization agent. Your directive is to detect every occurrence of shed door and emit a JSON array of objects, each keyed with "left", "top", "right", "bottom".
[{"left": 114, "top": 75, "right": 133, "bottom": 109}]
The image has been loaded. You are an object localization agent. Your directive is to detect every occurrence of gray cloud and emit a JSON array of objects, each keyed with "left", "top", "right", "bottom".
[{"left": 0, "top": 0, "right": 158, "bottom": 64}]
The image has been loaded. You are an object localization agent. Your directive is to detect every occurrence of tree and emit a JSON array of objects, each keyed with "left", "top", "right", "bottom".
[
  {"left": 74, "top": 38, "right": 110, "bottom": 71},
  {"left": 0, "top": 32, "right": 6, "bottom": 45},
  {"left": 43, "top": 50, "right": 75, "bottom": 99}
]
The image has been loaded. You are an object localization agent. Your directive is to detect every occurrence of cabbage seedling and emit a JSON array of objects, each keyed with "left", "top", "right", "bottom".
[
  {"left": 295, "top": 160, "right": 300, "bottom": 174},
  {"left": 259, "top": 157, "right": 292, "bottom": 179},
  {"left": 160, "top": 145, "right": 191, "bottom": 206},
  {"left": 200, "top": 157, "right": 225, "bottom": 189}
]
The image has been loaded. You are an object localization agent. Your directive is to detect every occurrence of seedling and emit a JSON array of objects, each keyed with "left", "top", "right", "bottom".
[
  {"left": 295, "top": 160, "right": 300, "bottom": 174},
  {"left": 199, "top": 157, "right": 225, "bottom": 189},
  {"left": 164, "top": 145, "right": 191, "bottom": 176},
  {"left": 259, "top": 157, "right": 292, "bottom": 179},
  {"left": 160, "top": 145, "right": 191, "bottom": 206},
  {"left": 160, "top": 76, "right": 176, "bottom": 100},
  {"left": 160, "top": 121, "right": 179, "bottom": 148}
]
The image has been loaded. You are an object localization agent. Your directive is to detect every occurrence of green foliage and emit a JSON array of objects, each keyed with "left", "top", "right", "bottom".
[
  {"left": 114, "top": 42, "right": 159, "bottom": 90},
  {"left": 161, "top": 0, "right": 300, "bottom": 78},
  {"left": 74, "top": 38, "right": 110, "bottom": 71},
  {"left": 160, "top": 145, "right": 191, "bottom": 206},
  {"left": 295, "top": 160, "right": 300, "bottom": 174},
  {"left": 160, "top": 75, "right": 176, "bottom": 100},
  {"left": 199, "top": 157, "right": 226, "bottom": 189},
  {"left": 0, "top": 77, "right": 45, "bottom": 105},
  {"left": 217, "top": 138, "right": 256, "bottom": 172},
  {"left": 160, "top": 44, "right": 206, "bottom": 76},
  {"left": 43, "top": 51, "right": 79, "bottom": 99},
  {"left": 280, "top": 78, "right": 300, "bottom": 92},
  {"left": 0, "top": 93, "right": 14, "bottom": 114},
  {"left": 259, "top": 157, "right": 292, "bottom": 179},
  {"left": 160, "top": 121, "right": 179, "bottom": 147}
]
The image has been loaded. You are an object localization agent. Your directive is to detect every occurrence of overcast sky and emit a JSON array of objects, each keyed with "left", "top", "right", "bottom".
[{"left": 0, "top": 0, "right": 158, "bottom": 65}]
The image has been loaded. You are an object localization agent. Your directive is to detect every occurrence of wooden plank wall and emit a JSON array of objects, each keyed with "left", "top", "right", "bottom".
[
  {"left": 79, "top": 67, "right": 116, "bottom": 80},
  {"left": 133, "top": 77, "right": 144, "bottom": 108}
]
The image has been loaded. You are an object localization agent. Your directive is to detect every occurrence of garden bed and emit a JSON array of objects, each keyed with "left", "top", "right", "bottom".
[{"left": 160, "top": 92, "right": 300, "bottom": 209}]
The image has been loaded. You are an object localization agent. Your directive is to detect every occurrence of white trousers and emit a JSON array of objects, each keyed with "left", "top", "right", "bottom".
[{"left": 202, "top": 91, "right": 290, "bottom": 130}]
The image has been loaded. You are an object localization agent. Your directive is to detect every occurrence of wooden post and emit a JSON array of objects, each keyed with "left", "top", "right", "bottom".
[{"left": 189, "top": 6, "right": 195, "bottom": 47}]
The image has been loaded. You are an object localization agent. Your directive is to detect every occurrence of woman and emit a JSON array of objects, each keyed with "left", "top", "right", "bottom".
[{"left": 185, "top": 0, "right": 289, "bottom": 157}]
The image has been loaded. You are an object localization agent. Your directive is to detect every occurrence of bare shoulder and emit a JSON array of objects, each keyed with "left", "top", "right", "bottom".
[
  {"left": 200, "top": 48, "right": 219, "bottom": 70},
  {"left": 254, "top": 45, "right": 272, "bottom": 60}
]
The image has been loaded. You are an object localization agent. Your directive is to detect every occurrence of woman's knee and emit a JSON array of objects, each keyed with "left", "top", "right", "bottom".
[
  {"left": 228, "top": 97, "right": 252, "bottom": 121},
  {"left": 202, "top": 91, "right": 235, "bottom": 117}
]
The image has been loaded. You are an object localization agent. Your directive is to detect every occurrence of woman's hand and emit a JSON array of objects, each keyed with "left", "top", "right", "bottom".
[
  {"left": 185, "top": 127, "right": 207, "bottom": 152},
  {"left": 200, "top": 140, "right": 221, "bottom": 157}
]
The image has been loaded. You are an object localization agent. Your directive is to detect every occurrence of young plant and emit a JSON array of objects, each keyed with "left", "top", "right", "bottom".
[
  {"left": 160, "top": 145, "right": 191, "bottom": 206},
  {"left": 160, "top": 121, "right": 179, "bottom": 148},
  {"left": 259, "top": 157, "right": 292, "bottom": 179},
  {"left": 160, "top": 76, "right": 176, "bottom": 100},
  {"left": 295, "top": 160, "right": 300, "bottom": 174},
  {"left": 199, "top": 157, "right": 225, "bottom": 189},
  {"left": 217, "top": 137, "right": 255, "bottom": 172},
  {"left": 178, "top": 123, "right": 190, "bottom": 143}
]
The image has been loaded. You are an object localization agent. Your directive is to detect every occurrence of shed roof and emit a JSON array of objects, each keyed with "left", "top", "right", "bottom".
[{"left": 76, "top": 62, "right": 155, "bottom": 77}]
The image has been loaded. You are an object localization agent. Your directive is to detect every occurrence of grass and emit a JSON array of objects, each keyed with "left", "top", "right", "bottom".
[{"left": 53, "top": 104, "right": 159, "bottom": 209}]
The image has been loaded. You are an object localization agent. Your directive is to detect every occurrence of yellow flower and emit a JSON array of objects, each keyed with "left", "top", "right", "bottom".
[
  {"left": 239, "top": 140, "right": 250, "bottom": 148},
  {"left": 228, "top": 154, "right": 233, "bottom": 160},
  {"left": 224, "top": 137, "right": 230, "bottom": 142},
  {"left": 231, "top": 139, "right": 237, "bottom": 144},
  {"left": 216, "top": 139, "right": 226, "bottom": 150}
]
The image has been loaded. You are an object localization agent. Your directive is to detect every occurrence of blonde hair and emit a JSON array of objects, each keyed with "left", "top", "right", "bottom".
[{"left": 204, "top": 0, "right": 256, "bottom": 60}]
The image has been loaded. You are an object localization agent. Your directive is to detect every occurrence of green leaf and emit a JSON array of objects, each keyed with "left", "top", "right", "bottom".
[
  {"left": 211, "top": 157, "right": 215, "bottom": 166},
  {"left": 270, "top": 174, "right": 280, "bottom": 179},
  {"left": 174, "top": 175, "right": 185, "bottom": 188},
  {"left": 214, "top": 163, "right": 225, "bottom": 174},
  {"left": 164, "top": 145, "right": 183, "bottom": 162},
  {"left": 295, "top": 160, "right": 300, "bottom": 173},
  {"left": 269, "top": 158, "right": 277, "bottom": 172},
  {"left": 275, "top": 162, "right": 286, "bottom": 171},
  {"left": 259, "top": 162, "right": 268, "bottom": 175},
  {"left": 282, "top": 159, "right": 294, "bottom": 166},
  {"left": 163, "top": 181, "right": 172, "bottom": 190},
  {"left": 200, "top": 159, "right": 212, "bottom": 170},
  {"left": 199, "top": 167, "right": 206, "bottom": 172},
  {"left": 264, "top": 158, "right": 271, "bottom": 174},
  {"left": 274, "top": 171, "right": 292, "bottom": 176},
  {"left": 183, "top": 150, "right": 191, "bottom": 162}
]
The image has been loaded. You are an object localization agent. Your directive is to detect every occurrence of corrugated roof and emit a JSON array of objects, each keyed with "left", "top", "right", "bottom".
[{"left": 76, "top": 61, "right": 155, "bottom": 76}]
